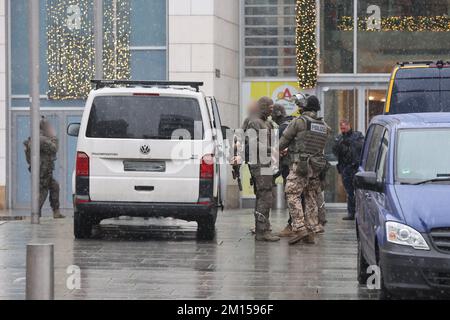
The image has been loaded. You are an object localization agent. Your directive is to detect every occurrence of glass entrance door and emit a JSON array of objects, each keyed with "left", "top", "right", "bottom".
[
  {"left": 366, "top": 89, "right": 387, "bottom": 128},
  {"left": 319, "top": 85, "right": 387, "bottom": 204},
  {"left": 322, "top": 88, "right": 358, "bottom": 203}
]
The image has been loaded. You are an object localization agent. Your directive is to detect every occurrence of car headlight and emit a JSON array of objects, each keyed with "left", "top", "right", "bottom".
[{"left": 386, "top": 221, "right": 430, "bottom": 250}]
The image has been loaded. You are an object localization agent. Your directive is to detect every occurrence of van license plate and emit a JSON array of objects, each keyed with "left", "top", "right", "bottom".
[{"left": 123, "top": 161, "right": 166, "bottom": 172}]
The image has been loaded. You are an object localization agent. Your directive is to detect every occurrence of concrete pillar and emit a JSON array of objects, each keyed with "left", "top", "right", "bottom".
[{"left": 168, "top": 0, "right": 241, "bottom": 208}]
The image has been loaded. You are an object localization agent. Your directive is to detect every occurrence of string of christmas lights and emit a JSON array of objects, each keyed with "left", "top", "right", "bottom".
[
  {"left": 295, "top": 0, "right": 318, "bottom": 89},
  {"left": 47, "top": 0, "right": 95, "bottom": 100},
  {"left": 102, "top": 0, "right": 131, "bottom": 80},
  {"left": 338, "top": 15, "right": 450, "bottom": 32},
  {"left": 47, "top": 0, "right": 131, "bottom": 100}
]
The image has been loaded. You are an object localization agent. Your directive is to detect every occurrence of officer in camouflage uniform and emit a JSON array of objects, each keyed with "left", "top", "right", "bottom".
[
  {"left": 246, "top": 97, "right": 280, "bottom": 242},
  {"left": 279, "top": 96, "right": 330, "bottom": 245},
  {"left": 275, "top": 94, "right": 328, "bottom": 237},
  {"left": 24, "top": 117, "right": 64, "bottom": 219}
]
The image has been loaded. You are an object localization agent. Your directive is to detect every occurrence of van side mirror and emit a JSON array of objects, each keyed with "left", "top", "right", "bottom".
[
  {"left": 67, "top": 123, "right": 81, "bottom": 137},
  {"left": 355, "top": 171, "right": 384, "bottom": 193},
  {"left": 221, "top": 126, "right": 230, "bottom": 138}
]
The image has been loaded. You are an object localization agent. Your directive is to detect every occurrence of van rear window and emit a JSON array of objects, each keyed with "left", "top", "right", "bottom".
[
  {"left": 389, "top": 69, "right": 450, "bottom": 114},
  {"left": 86, "top": 96, "right": 204, "bottom": 140}
]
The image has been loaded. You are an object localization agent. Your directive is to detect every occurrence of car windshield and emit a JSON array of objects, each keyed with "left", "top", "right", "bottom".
[
  {"left": 396, "top": 128, "right": 450, "bottom": 184},
  {"left": 86, "top": 96, "right": 204, "bottom": 140}
]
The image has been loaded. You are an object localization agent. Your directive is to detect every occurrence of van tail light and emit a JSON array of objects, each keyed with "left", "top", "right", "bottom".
[
  {"left": 76, "top": 152, "right": 89, "bottom": 177},
  {"left": 75, "top": 152, "right": 90, "bottom": 204},
  {"left": 200, "top": 154, "right": 214, "bottom": 179},
  {"left": 199, "top": 154, "right": 214, "bottom": 204}
]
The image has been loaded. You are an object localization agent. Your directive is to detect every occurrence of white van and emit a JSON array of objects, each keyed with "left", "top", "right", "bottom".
[{"left": 67, "top": 80, "right": 228, "bottom": 240}]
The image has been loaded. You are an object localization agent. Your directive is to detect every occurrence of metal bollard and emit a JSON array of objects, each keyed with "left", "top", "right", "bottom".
[
  {"left": 272, "top": 183, "right": 286, "bottom": 210},
  {"left": 26, "top": 244, "right": 54, "bottom": 300}
]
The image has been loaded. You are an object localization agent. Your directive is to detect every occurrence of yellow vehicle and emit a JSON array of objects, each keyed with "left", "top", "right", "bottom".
[{"left": 385, "top": 60, "right": 450, "bottom": 115}]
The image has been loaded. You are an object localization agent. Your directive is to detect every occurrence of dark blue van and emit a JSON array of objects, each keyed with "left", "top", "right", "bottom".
[{"left": 355, "top": 113, "right": 450, "bottom": 298}]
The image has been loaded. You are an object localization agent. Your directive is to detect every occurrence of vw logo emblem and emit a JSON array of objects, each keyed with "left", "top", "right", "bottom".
[{"left": 140, "top": 145, "right": 151, "bottom": 155}]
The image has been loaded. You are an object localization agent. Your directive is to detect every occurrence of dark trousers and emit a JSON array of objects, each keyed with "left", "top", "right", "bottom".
[
  {"left": 249, "top": 166, "right": 273, "bottom": 233},
  {"left": 341, "top": 166, "right": 357, "bottom": 217}
]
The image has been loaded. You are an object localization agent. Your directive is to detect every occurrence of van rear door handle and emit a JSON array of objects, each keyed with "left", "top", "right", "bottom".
[{"left": 135, "top": 186, "right": 155, "bottom": 192}]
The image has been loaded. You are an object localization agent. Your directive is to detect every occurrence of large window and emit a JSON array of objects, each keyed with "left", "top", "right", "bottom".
[
  {"left": 320, "top": 0, "right": 353, "bottom": 73},
  {"left": 244, "top": 0, "right": 450, "bottom": 77},
  {"left": 10, "top": 0, "right": 167, "bottom": 104},
  {"left": 357, "top": 0, "right": 450, "bottom": 73},
  {"left": 130, "top": 0, "right": 167, "bottom": 81},
  {"left": 244, "top": 0, "right": 297, "bottom": 78},
  {"left": 320, "top": 0, "right": 450, "bottom": 74}
]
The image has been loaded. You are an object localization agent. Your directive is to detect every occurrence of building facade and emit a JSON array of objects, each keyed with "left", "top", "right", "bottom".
[{"left": 1, "top": 0, "right": 449, "bottom": 210}]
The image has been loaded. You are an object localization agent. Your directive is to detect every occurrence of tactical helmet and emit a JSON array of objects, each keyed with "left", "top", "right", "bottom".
[
  {"left": 292, "top": 93, "right": 308, "bottom": 108},
  {"left": 304, "top": 95, "right": 321, "bottom": 112}
]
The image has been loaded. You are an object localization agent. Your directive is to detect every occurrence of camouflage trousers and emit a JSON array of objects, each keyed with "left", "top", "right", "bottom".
[
  {"left": 39, "top": 174, "right": 60, "bottom": 214},
  {"left": 285, "top": 168, "right": 321, "bottom": 233},
  {"left": 249, "top": 166, "right": 273, "bottom": 233}
]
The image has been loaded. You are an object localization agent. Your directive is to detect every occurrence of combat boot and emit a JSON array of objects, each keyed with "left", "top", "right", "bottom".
[
  {"left": 302, "top": 233, "right": 316, "bottom": 244},
  {"left": 256, "top": 231, "right": 280, "bottom": 242},
  {"left": 288, "top": 228, "right": 310, "bottom": 245},
  {"left": 53, "top": 210, "right": 65, "bottom": 219},
  {"left": 315, "top": 225, "right": 325, "bottom": 234},
  {"left": 277, "top": 225, "right": 294, "bottom": 237}
]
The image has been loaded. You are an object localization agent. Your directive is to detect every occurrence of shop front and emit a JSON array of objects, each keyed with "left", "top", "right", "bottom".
[{"left": 241, "top": 0, "right": 450, "bottom": 205}]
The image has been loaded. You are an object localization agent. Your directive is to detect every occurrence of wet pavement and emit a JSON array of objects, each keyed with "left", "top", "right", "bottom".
[{"left": 0, "top": 209, "right": 380, "bottom": 300}]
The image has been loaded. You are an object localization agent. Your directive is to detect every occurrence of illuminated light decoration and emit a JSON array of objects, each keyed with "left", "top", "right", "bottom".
[
  {"left": 47, "top": 0, "right": 95, "bottom": 100},
  {"left": 102, "top": 0, "right": 131, "bottom": 81},
  {"left": 338, "top": 15, "right": 450, "bottom": 32},
  {"left": 47, "top": 0, "right": 131, "bottom": 100},
  {"left": 295, "top": 0, "right": 318, "bottom": 89}
]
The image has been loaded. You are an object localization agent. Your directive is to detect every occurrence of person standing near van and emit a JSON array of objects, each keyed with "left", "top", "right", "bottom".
[
  {"left": 246, "top": 97, "right": 280, "bottom": 242},
  {"left": 332, "top": 119, "right": 365, "bottom": 221},
  {"left": 24, "top": 117, "right": 64, "bottom": 219},
  {"left": 279, "top": 96, "right": 330, "bottom": 245}
]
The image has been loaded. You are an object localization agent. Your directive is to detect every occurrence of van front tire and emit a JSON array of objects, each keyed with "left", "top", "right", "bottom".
[
  {"left": 74, "top": 211, "right": 93, "bottom": 239},
  {"left": 197, "top": 210, "right": 217, "bottom": 241}
]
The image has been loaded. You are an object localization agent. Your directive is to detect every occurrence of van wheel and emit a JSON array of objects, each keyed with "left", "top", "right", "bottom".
[
  {"left": 74, "top": 211, "right": 93, "bottom": 239},
  {"left": 197, "top": 213, "right": 217, "bottom": 241},
  {"left": 357, "top": 238, "right": 370, "bottom": 285}
]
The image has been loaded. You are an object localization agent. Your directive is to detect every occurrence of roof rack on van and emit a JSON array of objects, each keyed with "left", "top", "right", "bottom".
[
  {"left": 397, "top": 60, "right": 450, "bottom": 67},
  {"left": 397, "top": 61, "right": 435, "bottom": 67},
  {"left": 91, "top": 80, "right": 204, "bottom": 92}
]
